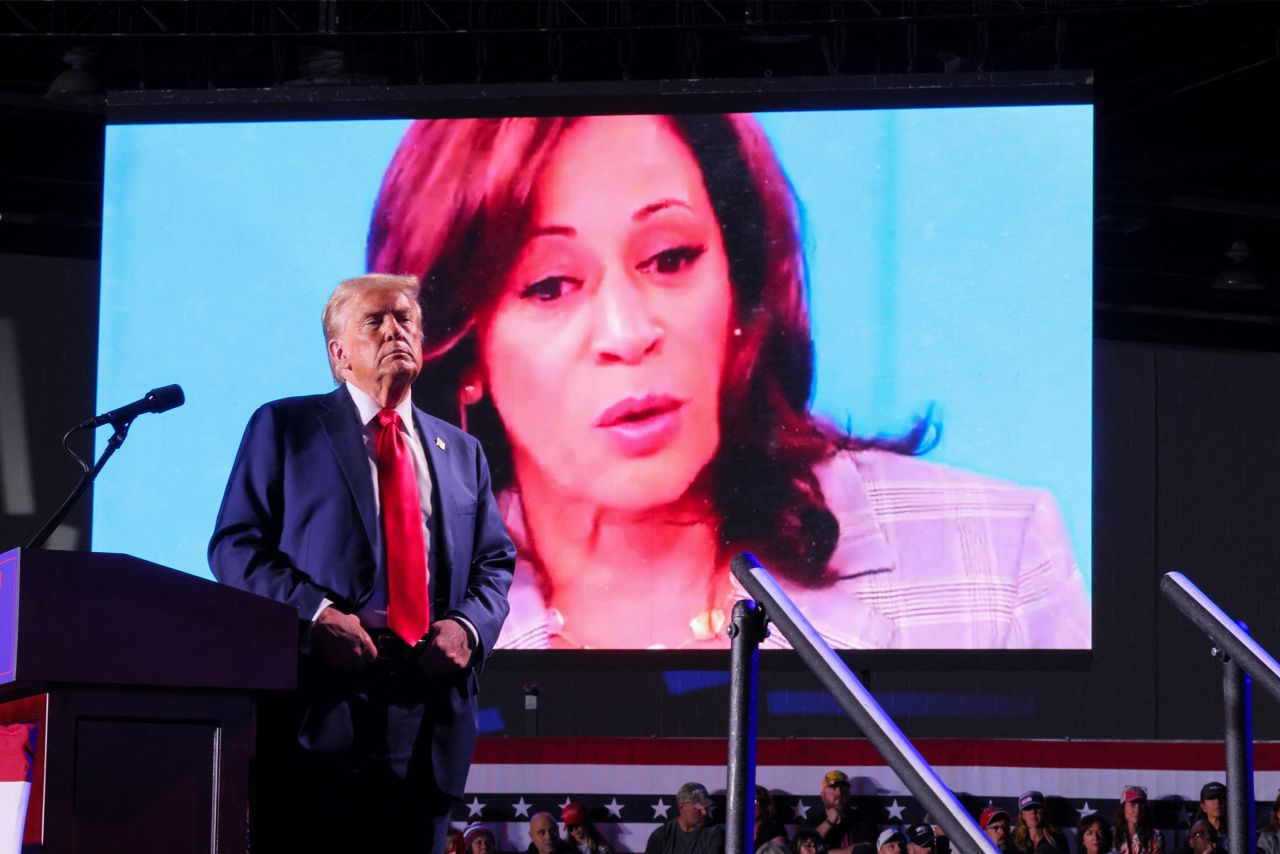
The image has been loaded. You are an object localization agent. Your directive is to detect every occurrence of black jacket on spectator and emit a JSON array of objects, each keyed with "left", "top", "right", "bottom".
[{"left": 645, "top": 819, "right": 726, "bottom": 854}]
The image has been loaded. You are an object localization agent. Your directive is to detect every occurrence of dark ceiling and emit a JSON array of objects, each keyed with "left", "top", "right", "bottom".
[{"left": 2, "top": 0, "right": 1278, "bottom": 348}]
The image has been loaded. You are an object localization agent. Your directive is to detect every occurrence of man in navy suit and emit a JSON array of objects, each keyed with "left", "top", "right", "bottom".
[{"left": 210, "top": 274, "right": 515, "bottom": 853}]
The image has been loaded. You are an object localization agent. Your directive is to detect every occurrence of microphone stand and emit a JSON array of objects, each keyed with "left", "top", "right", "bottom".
[{"left": 26, "top": 419, "right": 132, "bottom": 550}]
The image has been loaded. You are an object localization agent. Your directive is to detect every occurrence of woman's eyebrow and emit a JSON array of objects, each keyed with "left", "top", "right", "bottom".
[
  {"left": 527, "top": 224, "right": 576, "bottom": 239},
  {"left": 633, "top": 198, "right": 692, "bottom": 221}
]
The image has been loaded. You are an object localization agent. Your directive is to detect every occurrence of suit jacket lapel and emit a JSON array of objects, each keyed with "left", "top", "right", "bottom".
[
  {"left": 414, "top": 408, "right": 458, "bottom": 585},
  {"left": 319, "top": 386, "right": 379, "bottom": 553}
]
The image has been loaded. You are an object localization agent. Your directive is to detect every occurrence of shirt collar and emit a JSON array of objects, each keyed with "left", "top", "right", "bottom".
[{"left": 344, "top": 382, "right": 415, "bottom": 431}]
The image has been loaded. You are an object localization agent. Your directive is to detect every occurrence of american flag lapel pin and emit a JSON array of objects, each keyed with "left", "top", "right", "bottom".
[{"left": 435, "top": 437, "right": 447, "bottom": 451}]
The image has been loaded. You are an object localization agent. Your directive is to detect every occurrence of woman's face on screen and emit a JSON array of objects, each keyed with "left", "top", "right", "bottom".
[{"left": 479, "top": 115, "right": 734, "bottom": 511}]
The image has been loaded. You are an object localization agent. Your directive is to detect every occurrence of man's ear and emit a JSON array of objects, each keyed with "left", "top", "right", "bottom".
[{"left": 328, "top": 339, "right": 347, "bottom": 375}]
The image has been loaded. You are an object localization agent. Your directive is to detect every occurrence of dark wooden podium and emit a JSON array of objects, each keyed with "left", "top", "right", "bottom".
[{"left": 0, "top": 547, "right": 296, "bottom": 854}]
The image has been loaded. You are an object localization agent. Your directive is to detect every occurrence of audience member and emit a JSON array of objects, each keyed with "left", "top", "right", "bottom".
[
  {"left": 1256, "top": 792, "right": 1280, "bottom": 854},
  {"left": 876, "top": 828, "right": 908, "bottom": 854},
  {"left": 757, "top": 842, "right": 791, "bottom": 854},
  {"left": 563, "top": 802, "right": 614, "bottom": 854},
  {"left": 1113, "top": 786, "right": 1164, "bottom": 854},
  {"left": 915, "top": 817, "right": 950, "bottom": 854},
  {"left": 980, "top": 806, "right": 1013, "bottom": 853},
  {"left": 1194, "top": 783, "right": 1227, "bottom": 850},
  {"left": 804, "top": 770, "right": 877, "bottom": 854},
  {"left": 755, "top": 786, "right": 789, "bottom": 851},
  {"left": 446, "top": 826, "right": 465, "bottom": 854},
  {"left": 906, "top": 824, "right": 936, "bottom": 854},
  {"left": 465, "top": 823, "right": 497, "bottom": 854},
  {"left": 530, "top": 812, "right": 575, "bottom": 854},
  {"left": 1184, "top": 820, "right": 1219, "bottom": 854},
  {"left": 1075, "top": 814, "right": 1111, "bottom": 854},
  {"left": 645, "top": 783, "right": 725, "bottom": 854},
  {"left": 1013, "top": 791, "right": 1066, "bottom": 854},
  {"left": 796, "top": 828, "right": 828, "bottom": 854}
]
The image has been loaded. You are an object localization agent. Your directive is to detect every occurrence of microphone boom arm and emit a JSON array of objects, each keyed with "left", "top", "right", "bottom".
[{"left": 26, "top": 420, "right": 131, "bottom": 550}]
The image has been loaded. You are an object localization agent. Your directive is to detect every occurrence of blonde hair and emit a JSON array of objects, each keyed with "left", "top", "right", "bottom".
[{"left": 322, "top": 273, "right": 422, "bottom": 382}]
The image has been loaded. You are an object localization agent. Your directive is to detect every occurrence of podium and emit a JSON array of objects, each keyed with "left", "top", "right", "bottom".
[{"left": 0, "top": 548, "right": 296, "bottom": 854}]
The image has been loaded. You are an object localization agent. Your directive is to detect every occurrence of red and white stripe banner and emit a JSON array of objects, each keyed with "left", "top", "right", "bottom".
[
  {"left": 0, "top": 724, "right": 33, "bottom": 854},
  {"left": 454, "top": 738, "right": 1280, "bottom": 853}
]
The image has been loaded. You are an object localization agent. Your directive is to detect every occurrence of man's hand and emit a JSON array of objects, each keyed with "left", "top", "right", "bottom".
[
  {"left": 416, "top": 618, "right": 473, "bottom": 675},
  {"left": 824, "top": 806, "right": 843, "bottom": 825},
  {"left": 312, "top": 606, "right": 377, "bottom": 671}
]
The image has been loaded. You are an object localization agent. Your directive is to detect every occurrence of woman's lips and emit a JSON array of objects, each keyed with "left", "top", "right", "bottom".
[{"left": 595, "top": 395, "right": 685, "bottom": 457}]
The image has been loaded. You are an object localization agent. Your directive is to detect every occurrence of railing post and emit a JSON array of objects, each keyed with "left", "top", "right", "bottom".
[
  {"left": 1221, "top": 630, "right": 1254, "bottom": 854},
  {"left": 731, "top": 554, "right": 999, "bottom": 854},
  {"left": 726, "top": 599, "right": 767, "bottom": 854}
]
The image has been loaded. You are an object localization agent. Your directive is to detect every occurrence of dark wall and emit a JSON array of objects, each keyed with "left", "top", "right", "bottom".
[
  {"left": 3, "top": 252, "right": 1277, "bottom": 740},
  {"left": 0, "top": 252, "right": 98, "bottom": 552}
]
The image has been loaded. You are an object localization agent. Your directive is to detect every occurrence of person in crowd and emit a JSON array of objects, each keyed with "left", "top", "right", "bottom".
[
  {"left": 755, "top": 785, "right": 788, "bottom": 851},
  {"left": 1075, "top": 813, "right": 1111, "bottom": 854},
  {"left": 464, "top": 823, "right": 498, "bottom": 854},
  {"left": 980, "top": 806, "right": 1014, "bottom": 852},
  {"left": 802, "top": 770, "right": 878, "bottom": 854},
  {"left": 208, "top": 274, "right": 517, "bottom": 854},
  {"left": 366, "top": 112, "right": 1089, "bottom": 651},
  {"left": 906, "top": 824, "right": 937, "bottom": 854},
  {"left": 758, "top": 842, "right": 792, "bottom": 854},
  {"left": 1194, "top": 783, "right": 1227, "bottom": 849},
  {"left": 529, "top": 812, "right": 575, "bottom": 854},
  {"left": 1012, "top": 791, "right": 1066, "bottom": 854},
  {"left": 563, "top": 801, "right": 613, "bottom": 854},
  {"left": 1255, "top": 792, "right": 1280, "bottom": 854},
  {"left": 795, "top": 828, "right": 828, "bottom": 854},
  {"left": 446, "top": 827, "right": 465, "bottom": 854},
  {"left": 1112, "top": 786, "right": 1164, "bottom": 854},
  {"left": 645, "top": 782, "right": 725, "bottom": 854},
  {"left": 1184, "top": 820, "right": 1219, "bottom": 854},
  {"left": 877, "top": 827, "right": 908, "bottom": 854}
]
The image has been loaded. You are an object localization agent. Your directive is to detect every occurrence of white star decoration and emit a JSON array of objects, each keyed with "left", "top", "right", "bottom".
[
  {"left": 559, "top": 797, "right": 573, "bottom": 811},
  {"left": 792, "top": 800, "right": 810, "bottom": 820},
  {"left": 1177, "top": 804, "right": 1192, "bottom": 827},
  {"left": 605, "top": 798, "right": 625, "bottom": 818},
  {"left": 1076, "top": 802, "right": 1094, "bottom": 819},
  {"left": 652, "top": 799, "right": 671, "bottom": 819},
  {"left": 512, "top": 797, "right": 532, "bottom": 819},
  {"left": 887, "top": 800, "right": 905, "bottom": 820},
  {"left": 466, "top": 797, "right": 486, "bottom": 817}
]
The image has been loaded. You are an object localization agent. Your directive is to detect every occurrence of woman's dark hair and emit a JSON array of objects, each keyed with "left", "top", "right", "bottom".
[
  {"left": 1075, "top": 814, "right": 1111, "bottom": 854},
  {"left": 793, "top": 828, "right": 827, "bottom": 854},
  {"left": 367, "top": 115, "right": 929, "bottom": 588},
  {"left": 1265, "top": 792, "right": 1280, "bottom": 834},
  {"left": 1112, "top": 799, "right": 1157, "bottom": 852}
]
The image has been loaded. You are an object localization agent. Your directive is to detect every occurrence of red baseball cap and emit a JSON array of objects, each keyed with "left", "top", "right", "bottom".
[
  {"left": 562, "top": 802, "right": 588, "bottom": 826},
  {"left": 980, "top": 806, "right": 1011, "bottom": 827},
  {"left": 1122, "top": 786, "right": 1148, "bottom": 804}
]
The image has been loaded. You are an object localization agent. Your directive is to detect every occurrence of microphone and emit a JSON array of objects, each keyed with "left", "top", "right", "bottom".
[{"left": 78, "top": 384, "right": 185, "bottom": 429}]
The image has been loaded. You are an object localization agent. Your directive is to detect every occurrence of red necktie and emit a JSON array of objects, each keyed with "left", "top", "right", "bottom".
[{"left": 375, "top": 409, "right": 431, "bottom": 645}]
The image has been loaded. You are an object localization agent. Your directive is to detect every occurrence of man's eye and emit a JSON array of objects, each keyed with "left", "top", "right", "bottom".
[
  {"left": 519, "top": 276, "right": 580, "bottom": 302},
  {"left": 639, "top": 244, "right": 707, "bottom": 276}
]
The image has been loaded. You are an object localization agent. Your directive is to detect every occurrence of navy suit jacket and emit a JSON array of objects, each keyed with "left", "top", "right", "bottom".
[{"left": 209, "top": 384, "right": 515, "bottom": 797}]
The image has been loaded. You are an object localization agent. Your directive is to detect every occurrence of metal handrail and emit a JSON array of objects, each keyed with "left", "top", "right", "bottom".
[
  {"left": 1160, "top": 571, "right": 1277, "bottom": 854},
  {"left": 727, "top": 553, "right": 998, "bottom": 854},
  {"left": 1161, "top": 572, "right": 1280, "bottom": 699}
]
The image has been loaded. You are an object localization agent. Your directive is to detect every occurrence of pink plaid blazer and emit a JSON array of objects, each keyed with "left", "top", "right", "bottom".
[{"left": 496, "top": 449, "right": 1089, "bottom": 650}]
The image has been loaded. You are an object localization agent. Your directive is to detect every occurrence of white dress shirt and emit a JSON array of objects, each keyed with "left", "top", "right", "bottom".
[{"left": 310, "top": 383, "right": 475, "bottom": 647}]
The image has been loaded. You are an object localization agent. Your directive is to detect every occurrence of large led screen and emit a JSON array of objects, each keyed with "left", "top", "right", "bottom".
[{"left": 96, "top": 99, "right": 1093, "bottom": 651}]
